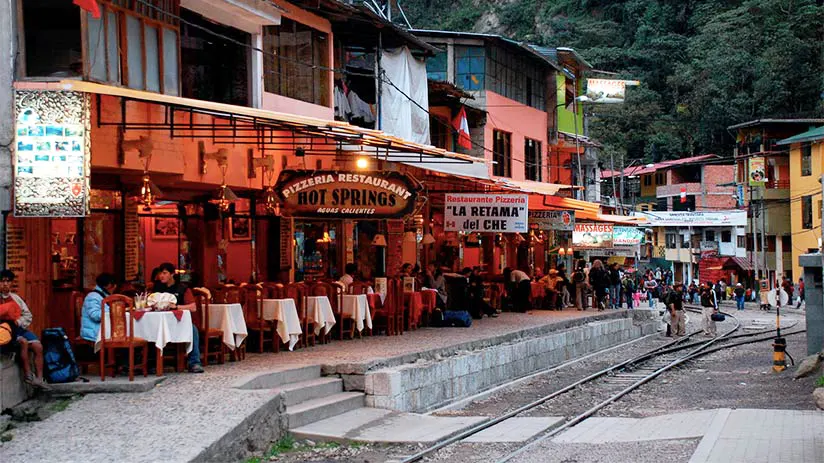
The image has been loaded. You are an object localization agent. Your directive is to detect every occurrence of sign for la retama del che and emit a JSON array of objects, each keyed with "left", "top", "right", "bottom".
[
  {"left": 444, "top": 194, "right": 529, "bottom": 233},
  {"left": 275, "top": 170, "right": 417, "bottom": 218}
]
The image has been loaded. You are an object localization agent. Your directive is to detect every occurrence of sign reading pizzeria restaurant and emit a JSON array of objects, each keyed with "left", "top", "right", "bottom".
[
  {"left": 275, "top": 170, "right": 417, "bottom": 219},
  {"left": 528, "top": 210, "right": 575, "bottom": 231},
  {"left": 444, "top": 194, "right": 529, "bottom": 233}
]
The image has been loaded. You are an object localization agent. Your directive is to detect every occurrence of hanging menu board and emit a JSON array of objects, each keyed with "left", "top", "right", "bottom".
[
  {"left": 13, "top": 90, "right": 90, "bottom": 217},
  {"left": 124, "top": 198, "right": 140, "bottom": 281},
  {"left": 279, "top": 218, "right": 292, "bottom": 270},
  {"left": 5, "top": 223, "right": 27, "bottom": 295}
]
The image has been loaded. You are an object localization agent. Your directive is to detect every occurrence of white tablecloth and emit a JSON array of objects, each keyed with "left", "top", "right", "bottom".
[
  {"left": 306, "top": 296, "right": 336, "bottom": 336},
  {"left": 95, "top": 311, "right": 194, "bottom": 354},
  {"left": 260, "top": 298, "right": 301, "bottom": 350},
  {"left": 341, "top": 294, "right": 373, "bottom": 332},
  {"left": 208, "top": 303, "right": 248, "bottom": 350}
]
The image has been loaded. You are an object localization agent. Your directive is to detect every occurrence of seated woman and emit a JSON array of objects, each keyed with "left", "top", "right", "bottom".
[
  {"left": 339, "top": 263, "right": 357, "bottom": 291},
  {"left": 80, "top": 273, "right": 118, "bottom": 342}
]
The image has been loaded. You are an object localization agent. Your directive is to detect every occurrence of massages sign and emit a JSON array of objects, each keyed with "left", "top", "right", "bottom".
[{"left": 275, "top": 170, "right": 417, "bottom": 218}]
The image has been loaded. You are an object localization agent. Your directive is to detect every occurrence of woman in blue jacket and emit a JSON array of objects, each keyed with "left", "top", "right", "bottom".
[{"left": 80, "top": 273, "right": 117, "bottom": 342}]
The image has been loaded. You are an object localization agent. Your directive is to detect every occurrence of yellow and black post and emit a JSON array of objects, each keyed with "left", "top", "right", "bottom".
[{"left": 773, "top": 303, "right": 786, "bottom": 372}]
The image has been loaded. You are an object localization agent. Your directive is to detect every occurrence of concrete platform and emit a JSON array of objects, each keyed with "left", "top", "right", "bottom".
[
  {"left": 464, "top": 417, "right": 565, "bottom": 442},
  {"left": 47, "top": 375, "right": 166, "bottom": 394},
  {"left": 553, "top": 409, "right": 718, "bottom": 443},
  {"left": 292, "top": 408, "right": 488, "bottom": 443}
]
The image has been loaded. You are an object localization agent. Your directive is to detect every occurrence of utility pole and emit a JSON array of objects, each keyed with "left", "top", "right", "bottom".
[
  {"left": 609, "top": 150, "right": 617, "bottom": 213},
  {"left": 760, "top": 188, "right": 767, "bottom": 286},
  {"left": 619, "top": 153, "right": 625, "bottom": 215},
  {"left": 751, "top": 185, "right": 759, "bottom": 284}
]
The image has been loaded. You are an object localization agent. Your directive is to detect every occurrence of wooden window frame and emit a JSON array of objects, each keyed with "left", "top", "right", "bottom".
[
  {"left": 801, "top": 144, "right": 812, "bottom": 177},
  {"left": 493, "top": 130, "right": 512, "bottom": 178},
  {"left": 524, "top": 137, "right": 541, "bottom": 181},
  {"left": 262, "top": 18, "right": 330, "bottom": 107}
]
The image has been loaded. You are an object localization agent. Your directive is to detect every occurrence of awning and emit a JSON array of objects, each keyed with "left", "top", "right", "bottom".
[
  {"left": 58, "top": 80, "right": 483, "bottom": 166},
  {"left": 495, "top": 178, "right": 577, "bottom": 196},
  {"left": 722, "top": 257, "right": 753, "bottom": 271},
  {"left": 595, "top": 213, "right": 649, "bottom": 225}
]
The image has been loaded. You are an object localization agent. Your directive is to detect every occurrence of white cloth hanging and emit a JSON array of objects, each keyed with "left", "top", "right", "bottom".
[
  {"left": 348, "top": 91, "right": 375, "bottom": 124},
  {"left": 334, "top": 86, "right": 351, "bottom": 120}
]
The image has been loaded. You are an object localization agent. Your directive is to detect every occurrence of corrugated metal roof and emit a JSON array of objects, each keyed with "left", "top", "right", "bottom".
[
  {"left": 600, "top": 154, "right": 722, "bottom": 179},
  {"left": 776, "top": 125, "right": 824, "bottom": 145},
  {"left": 727, "top": 119, "right": 824, "bottom": 130}
]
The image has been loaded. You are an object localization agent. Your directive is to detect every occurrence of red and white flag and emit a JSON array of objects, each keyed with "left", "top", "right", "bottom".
[
  {"left": 74, "top": 0, "right": 101, "bottom": 19},
  {"left": 451, "top": 107, "right": 472, "bottom": 150},
  {"left": 680, "top": 186, "right": 687, "bottom": 203}
]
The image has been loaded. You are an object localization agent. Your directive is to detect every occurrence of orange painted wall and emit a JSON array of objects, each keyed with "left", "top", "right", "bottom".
[{"left": 484, "top": 91, "right": 549, "bottom": 181}]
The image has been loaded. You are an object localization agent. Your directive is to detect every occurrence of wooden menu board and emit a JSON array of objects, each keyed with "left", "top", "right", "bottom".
[
  {"left": 279, "top": 218, "right": 292, "bottom": 270},
  {"left": 124, "top": 199, "right": 140, "bottom": 281},
  {"left": 6, "top": 222, "right": 27, "bottom": 296}
]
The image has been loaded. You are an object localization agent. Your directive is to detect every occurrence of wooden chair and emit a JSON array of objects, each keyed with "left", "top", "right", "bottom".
[
  {"left": 285, "top": 283, "right": 314, "bottom": 348},
  {"left": 98, "top": 295, "right": 148, "bottom": 381},
  {"left": 261, "top": 282, "right": 283, "bottom": 300},
  {"left": 70, "top": 290, "right": 97, "bottom": 374},
  {"left": 371, "top": 281, "right": 396, "bottom": 336},
  {"left": 192, "top": 289, "right": 225, "bottom": 366},
  {"left": 214, "top": 284, "right": 241, "bottom": 304},
  {"left": 348, "top": 282, "right": 370, "bottom": 295},
  {"left": 391, "top": 278, "right": 405, "bottom": 335},
  {"left": 243, "top": 284, "right": 278, "bottom": 354},
  {"left": 307, "top": 281, "right": 336, "bottom": 344}
]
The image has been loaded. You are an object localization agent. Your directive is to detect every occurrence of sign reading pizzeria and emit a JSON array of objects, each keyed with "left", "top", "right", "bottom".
[
  {"left": 444, "top": 194, "right": 529, "bottom": 233},
  {"left": 528, "top": 210, "right": 575, "bottom": 231},
  {"left": 275, "top": 170, "right": 417, "bottom": 218}
]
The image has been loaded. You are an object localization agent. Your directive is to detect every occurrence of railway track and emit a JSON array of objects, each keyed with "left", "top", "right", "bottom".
[{"left": 399, "top": 309, "right": 805, "bottom": 463}]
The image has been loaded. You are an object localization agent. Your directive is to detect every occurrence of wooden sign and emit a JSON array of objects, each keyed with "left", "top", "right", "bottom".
[
  {"left": 6, "top": 223, "right": 27, "bottom": 296},
  {"left": 275, "top": 170, "right": 417, "bottom": 219},
  {"left": 124, "top": 198, "right": 140, "bottom": 281}
]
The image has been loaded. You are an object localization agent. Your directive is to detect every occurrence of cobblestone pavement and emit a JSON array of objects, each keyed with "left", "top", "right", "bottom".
[{"left": 0, "top": 310, "right": 600, "bottom": 463}]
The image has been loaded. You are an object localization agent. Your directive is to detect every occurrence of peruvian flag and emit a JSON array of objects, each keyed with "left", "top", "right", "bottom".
[
  {"left": 452, "top": 107, "right": 472, "bottom": 150},
  {"left": 74, "top": 0, "right": 101, "bottom": 19},
  {"left": 680, "top": 186, "right": 687, "bottom": 203}
]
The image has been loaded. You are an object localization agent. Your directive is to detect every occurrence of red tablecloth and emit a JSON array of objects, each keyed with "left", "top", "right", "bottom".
[
  {"left": 530, "top": 282, "right": 545, "bottom": 299},
  {"left": 366, "top": 293, "right": 383, "bottom": 311},
  {"left": 404, "top": 292, "right": 424, "bottom": 328},
  {"left": 420, "top": 290, "right": 437, "bottom": 312}
]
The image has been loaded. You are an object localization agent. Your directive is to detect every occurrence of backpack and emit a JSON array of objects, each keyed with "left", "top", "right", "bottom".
[
  {"left": 42, "top": 327, "right": 80, "bottom": 384},
  {"left": 623, "top": 279, "right": 635, "bottom": 293},
  {"left": 441, "top": 310, "right": 472, "bottom": 328},
  {"left": 573, "top": 270, "right": 585, "bottom": 283},
  {"left": 0, "top": 322, "right": 12, "bottom": 347}
]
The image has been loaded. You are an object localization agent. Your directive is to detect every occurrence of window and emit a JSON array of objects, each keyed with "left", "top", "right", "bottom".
[
  {"left": 737, "top": 235, "right": 746, "bottom": 248},
  {"left": 705, "top": 230, "right": 716, "bottom": 242},
  {"left": 802, "top": 194, "right": 813, "bottom": 229},
  {"left": 801, "top": 144, "right": 812, "bottom": 176},
  {"left": 721, "top": 230, "right": 732, "bottom": 243},
  {"left": 524, "top": 138, "right": 541, "bottom": 181},
  {"left": 84, "top": 1, "right": 180, "bottom": 95},
  {"left": 263, "top": 18, "right": 330, "bottom": 106},
  {"left": 426, "top": 47, "right": 447, "bottom": 81},
  {"left": 767, "top": 235, "right": 776, "bottom": 252},
  {"left": 643, "top": 175, "right": 652, "bottom": 186},
  {"left": 493, "top": 130, "right": 511, "bottom": 177},
  {"left": 429, "top": 115, "right": 449, "bottom": 150},
  {"left": 22, "top": 1, "right": 81, "bottom": 77},
  {"left": 665, "top": 234, "right": 677, "bottom": 249},
  {"left": 486, "top": 46, "right": 545, "bottom": 110},
  {"left": 655, "top": 172, "right": 665, "bottom": 184},
  {"left": 782, "top": 235, "right": 792, "bottom": 251},
  {"left": 181, "top": 9, "right": 250, "bottom": 106},
  {"left": 455, "top": 46, "right": 485, "bottom": 91}
]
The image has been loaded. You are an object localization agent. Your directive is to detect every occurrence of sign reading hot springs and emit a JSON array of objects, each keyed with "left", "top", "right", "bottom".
[
  {"left": 275, "top": 170, "right": 417, "bottom": 219},
  {"left": 444, "top": 194, "right": 529, "bottom": 233}
]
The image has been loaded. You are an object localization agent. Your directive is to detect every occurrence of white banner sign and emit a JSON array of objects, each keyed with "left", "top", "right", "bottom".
[
  {"left": 637, "top": 211, "right": 747, "bottom": 227},
  {"left": 444, "top": 194, "right": 529, "bottom": 233}
]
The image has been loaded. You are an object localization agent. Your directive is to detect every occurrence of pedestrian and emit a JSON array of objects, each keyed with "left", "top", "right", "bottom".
[
  {"left": 782, "top": 278, "right": 794, "bottom": 308},
  {"left": 644, "top": 275, "right": 659, "bottom": 308},
  {"left": 557, "top": 263, "right": 572, "bottom": 308},
  {"left": 734, "top": 283, "right": 746, "bottom": 310},
  {"left": 608, "top": 263, "right": 622, "bottom": 309},
  {"left": 718, "top": 279, "right": 727, "bottom": 301},
  {"left": 688, "top": 281, "right": 699, "bottom": 304},
  {"left": 589, "top": 260, "right": 610, "bottom": 311},
  {"left": 572, "top": 260, "right": 587, "bottom": 310},
  {"left": 654, "top": 267, "right": 662, "bottom": 282},
  {"left": 700, "top": 281, "right": 718, "bottom": 337},
  {"left": 503, "top": 267, "right": 531, "bottom": 313},
  {"left": 667, "top": 282, "right": 686, "bottom": 337},
  {"left": 622, "top": 273, "right": 636, "bottom": 309},
  {"left": 797, "top": 277, "right": 805, "bottom": 309}
]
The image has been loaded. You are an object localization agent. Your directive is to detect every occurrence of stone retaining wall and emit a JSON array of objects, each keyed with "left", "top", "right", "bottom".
[
  {"left": 362, "top": 314, "right": 657, "bottom": 412},
  {"left": 1, "top": 355, "right": 28, "bottom": 410}
]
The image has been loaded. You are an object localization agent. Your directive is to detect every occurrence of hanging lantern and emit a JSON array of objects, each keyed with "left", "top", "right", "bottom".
[
  {"left": 212, "top": 184, "right": 238, "bottom": 213},
  {"left": 263, "top": 186, "right": 280, "bottom": 216}
]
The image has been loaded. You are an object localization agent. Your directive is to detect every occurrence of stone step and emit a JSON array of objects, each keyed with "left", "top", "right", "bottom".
[
  {"left": 287, "top": 392, "right": 365, "bottom": 430},
  {"left": 277, "top": 377, "right": 344, "bottom": 407},
  {"left": 235, "top": 365, "right": 321, "bottom": 390}
]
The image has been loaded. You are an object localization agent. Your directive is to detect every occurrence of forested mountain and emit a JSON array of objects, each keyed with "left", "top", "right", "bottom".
[{"left": 404, "top": 0, "right": 824, "bottom": 164}]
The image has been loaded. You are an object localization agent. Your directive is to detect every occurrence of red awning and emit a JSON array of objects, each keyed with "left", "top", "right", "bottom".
[{"left": 722, "top": 257, "right": 753, "bottom": 271}]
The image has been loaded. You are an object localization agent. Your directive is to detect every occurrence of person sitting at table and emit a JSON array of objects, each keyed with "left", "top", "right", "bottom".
[
  {"left": 80, "top": 273, "right": 118, "bottom": 342},
  {"left": 152, "top": 262, "right": 204, "bottom": 373},
  {"left": 339, "top": 263, "right": 357, "bottom": 291},
  {"left": 467, "top": 267, "right": 497, "bottom": 318},
  {"left": 0, "top": 269, "right": 49, "bottom": 389},
  {"left": 400, "top": 263, "right": 413, "bottom": 278},
  {"left": 539, "top": 269, "right": 560, "bottom": 310},
  {"left": 427, "top": 267, "right": 448, "bottom": 309},
  {"left": 503, "top": 267, "right": 531, "bottom": 313}
]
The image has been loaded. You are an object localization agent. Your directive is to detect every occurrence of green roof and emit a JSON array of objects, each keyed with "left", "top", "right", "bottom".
[{"left": 777, "top": 126, "right": 824, "bottom": 145}]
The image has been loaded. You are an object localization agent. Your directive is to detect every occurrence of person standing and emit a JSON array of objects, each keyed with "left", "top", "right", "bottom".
[
  {"left": 588, "top": 260, "right": 610, "bottom": 311},
  {"left": 644, "top": 275, "right": 659, "bottom": 308},
  {"left": 733, "top": 283, "right": 746, "bottom": 311},
  {"left": 666, "top": 282, "right": 686, "bottom": 336},
  {"left": 572, "top": 260, "right": 588, "bottom": 310},
  {"left": 503, "top": 267, "right": 531, "bottom": 313},
  {"left": 797, "top": 277, "right": 805, "bottom": 309},
  {"left": 700, "top": 281, "right": 718, "bottom": 337},
  {"left": 718, "top": 279, "right": 727, "bottom": 301},
  {"left": 608, "top": 263, "right": 622, "bottom": 309},
  {"left": 622, "top": 273, "right": 636, "bottom": 309},
  {"left": 557, "top": 263, "right": 572, "bottom": 308}
]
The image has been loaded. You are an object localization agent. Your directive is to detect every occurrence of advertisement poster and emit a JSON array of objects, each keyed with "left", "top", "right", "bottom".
[
  {"left": 528, "top": 210, "right": 575, "bottom": 231},
  {"left": 444, "top": 194, "right": 529, "bottom": 233},
  {"left": 613, "top": 226, "right": 645, "bottom": 245},
  {"left": 748, "top": 157, "right": 766, "bottom": 186},
  {"left": 573, "top": 223, "right": 614, "bottom": 248},
  {"left": 14, "top": 90, "right": 90, "bottom": 217},
  {"left": 584, "top": 79, "right": 640, "bottom": 104}
]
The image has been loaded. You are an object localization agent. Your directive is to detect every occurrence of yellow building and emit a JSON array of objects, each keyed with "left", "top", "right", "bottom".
[{"left": 780, "top": 126, "right": 824, "bottom": 280}]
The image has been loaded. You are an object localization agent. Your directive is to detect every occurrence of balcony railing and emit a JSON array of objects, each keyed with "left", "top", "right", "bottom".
[{"left": 765, "top": 179, "right": 790, "bottom": 189}]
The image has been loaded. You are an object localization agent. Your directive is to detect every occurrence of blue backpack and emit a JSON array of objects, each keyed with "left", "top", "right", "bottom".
[
  {"left": 42, "top": 328, "right": 80, "bottom": 384},
  {"left": 442, "top": 310, "right": 472, "bottom": 328}
]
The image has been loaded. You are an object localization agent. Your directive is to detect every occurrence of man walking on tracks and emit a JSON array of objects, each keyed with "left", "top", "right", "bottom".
[
  {"left": 666, "top": 282, "right": 686, "bottom": 337},
  {"left": 700, "top": 281, "right": 719, "bottom": 337}
]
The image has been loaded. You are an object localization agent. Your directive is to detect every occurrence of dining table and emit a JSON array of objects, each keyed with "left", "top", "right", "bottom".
[
  {"left": 208, "top": 303, "right": 248, "bottom": 350},
  {"left": 95, "top": 310, "right": 194, "bottom": 376},
  {"left": 404, "top": 291, "right": 424, "bottom": 330},
  {"left": 341, "top": 294, "right": 373, "bottom": 333},
  {"left": 305, "top": 296, "right": 337, "bottom": 336},
  {"left": 260, "top": 298, "right": 302, "bottom": 350}
]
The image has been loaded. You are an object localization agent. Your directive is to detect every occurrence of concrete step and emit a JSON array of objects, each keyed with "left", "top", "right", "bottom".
[
  {"left": 287, "top": 392, "right": 365, "bottom": 430},
  {"left": 277, "top": 377, "right": 344, "bottom": 407},
  {"left": 235, "top": 365, "right": 321, "bottom": 390}
]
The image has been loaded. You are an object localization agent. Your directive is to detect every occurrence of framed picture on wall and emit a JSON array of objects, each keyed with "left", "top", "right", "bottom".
[
  {"left": 229, "top": 217, "right": 252, "bottom": 241},
  {"left": 152, "top": 217, "right": 180, "bottom": 240}
]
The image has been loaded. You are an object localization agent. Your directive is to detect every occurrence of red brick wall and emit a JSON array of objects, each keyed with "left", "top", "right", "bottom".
[{"left": 700, "top": 165, "right": 736, "bottom": 210}]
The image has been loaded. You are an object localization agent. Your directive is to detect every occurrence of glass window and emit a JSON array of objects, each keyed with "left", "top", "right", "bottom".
[
  {"left": 801, "top": 144, "right": 812, "bottom": 176},
  {"left": 802, "top": 194, "right": 813, "bottom": 229},
  {"left": 705, "top": 230, "right": 715, "bottom": 242},
  {"left": 163, "top": 29, "right": 179, "bottom": 96},
  {"left": 455, "top": 46, "right": 485, "bottom": 91},
  {"left": 525, "top": 138, "right": 541, "bottom": 181},
  {"left": 721, "top": 230, "right": 732, "bottom": 242},
  {"left": 263, "top": 19, "right": 330, "bottom": 107},
  {"left": 426, "top": 47, "right": 447, "bottom": 81},
  {"left": 144, "top": 25, "right": 161, "bottom": 92},
  {"left": 665, "top": 234, "right": 677, "bottom": 249},
  {"left": 737, "top": 235, "right": 746, "bottom": 248},
  {"left": 22, "top": 1, "right": 81, "bottom": 77},
  {"left": 643, "top": 175, "right": 652, "bottom": 186},
  {"left": 126, "top": 16, "right": 145, "bottom": 90},
  {"left": 782, "top": 235, "right": 792, "bottom": 251},
  {"left": 106, "top": 11, "right": 121, "bottom": 83},
  {"left": 87, "top": 14, "right": 107, "bottom": 81},
  {"left": 493, "top": 130, "right": 511, "bottom": 177}
]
